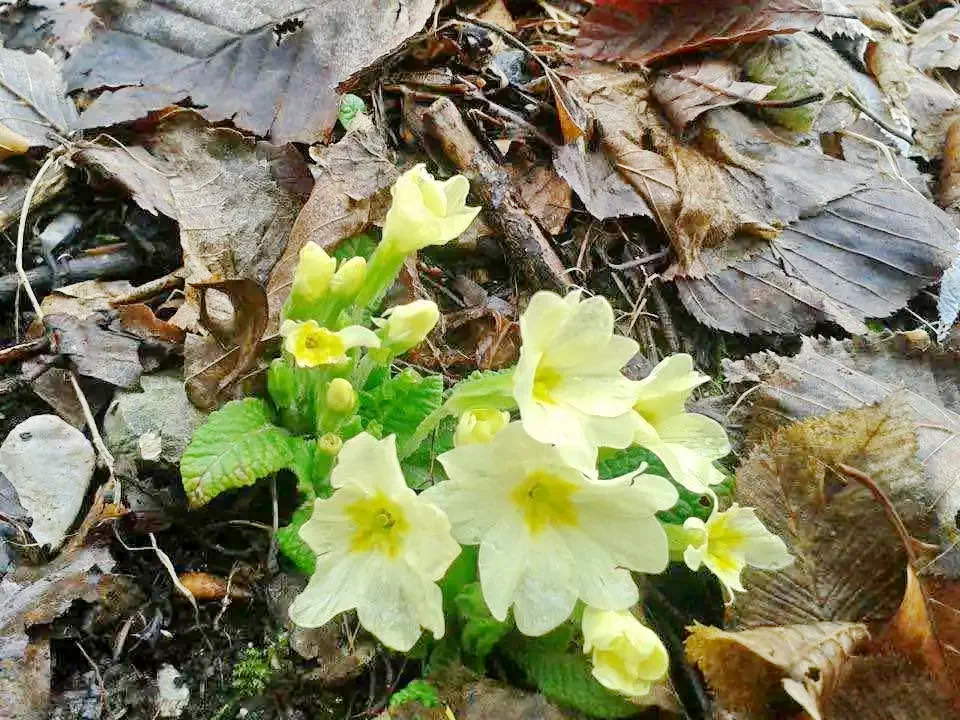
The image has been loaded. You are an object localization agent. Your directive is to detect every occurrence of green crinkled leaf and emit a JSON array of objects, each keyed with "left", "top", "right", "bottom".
[
  {"left": 359, "top": 368, "right": 443, "bottom": 449},
  {"left": 287, "top": 439, "right": 333, "bottom": 500},
  {"left": 455, "top": 582, "right": 510, "bottom": 664},
  {"left": 267, "top": 358, "right": 328, "bottom": 436},
  {"left": 277, "top": 501, "right": 316, "bottom": 575},
  {"left": 338, "top": 94, "right": 367, "bottom": 131},
  {"left": 599, "top": 446, "right": 733, "bottom": 524},
  {"left": 388, "top": 679, "right": 440, "bottom": 710},
  {"left": 445, "top": 369, "right": 517, "bottom": 414},
  {"left": 180, "top": 398, "right": 303, "bottom": 507},
  {"left": 402, "top": 416, "right": 455, "bottom": 489},
  {"left": 507, "top": 645, "right": 638, "bottom": 719},
  {"left": 332, "top": 233, "right": 376, "bottom": 262}
]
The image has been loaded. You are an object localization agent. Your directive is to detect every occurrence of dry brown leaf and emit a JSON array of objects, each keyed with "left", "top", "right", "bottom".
[
  {"left": 46, "top": 313, "right": 143, "bottom": 389},
  {"left": 941, "top": 119, "right": 960, "bottom": 219},
  {"left": 69, "top": 142, "right": 178, "bottom": 219},
  {"left": 266, "top": 115, "right": 400, "bottom": 326},
  {"left": 844, "top": 0, "right": 907, "bottom": 40},
  {"left": 577, "top": 0, "right": 823, "bottom": 66},
  {"left": 115, "top": 304, "right": 186, "bottom": 345},
  {"left": 685, "top": 621, "right": 869, "bottom": 718},
  {"left": 723, "top": 335, "right": 960, "bottom": 556},
  {"left": 39, "top": 280, "right": 137, "bottom": 320},
  {"left": 0, "top": 47, "right": 79, "bottom": 147},
  {"left": 866, "top": 38, "right": 960, "bottom": 160},
  {"left": 733, "top": 399, "right": 936, "bottom": 627},
  {"left": 653, "top": 60, "right": 775, "bottom": 130},
  {"left": 553, "top": 140, "right": 654, "bottom": 221},
  {"left": 64, "top": 0, "right": 436, "bottom": 143},
  {"left": 910, "top": 7, "right": 960, "bottom": 72},
  {"left": 147, "top": 112, "right": 312, "bottom": 331},
  {"left": 185, "top": 279, "right": 268, "bottom": 411},
  {"left": 508, "top": 148, "right": 572, "bottom": 235}
]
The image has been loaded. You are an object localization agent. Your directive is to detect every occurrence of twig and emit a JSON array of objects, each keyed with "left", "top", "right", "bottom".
[
  {"left": 0, "top": 337, "right": 49, "bottom": 364},
  {"left": 837, "top": 463, "right": 918, "bottom": 565},
  {"left": 16, "top": 153, "right": 59, "bottom": 319},
  {"left": 0, "top": 249, "right": 142, "bottom": 303},
  {"left": 267, "top": 476, "right": 279, "bottom": 574},
  {"left": 845, "top": 93, "right": 915, "bottom": 145},
  {"left": 75, "top": 641, "right": 106, "bottom": 714},
  {"left": 605, "top": 248, "right": 670, "bottom": 270}
]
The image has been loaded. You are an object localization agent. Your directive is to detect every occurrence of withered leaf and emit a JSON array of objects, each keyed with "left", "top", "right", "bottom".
[
  {"left": 724, "top": 335, "right": 960, "bottom": 547},
  {"left": 266, "top": 115, "right": 399, "bottom": 325},
  {"left": 185, "top": 279, "right": 268, "bottom": 411},
  {"left": 509, "top": 149, "right": 572, "bottom": 236},
  {"left": 733, "top": 399, "right": 935, "bottom": 627},
  {"left": 910, "top": 6, "right": 960, "bottom": 72},
  {"left": 39, "top": 280, "right": 137, "bottom": 320},
  {"left": 46, "top": 313, "right": 143, "bottom": 389},
  {"left": 577, "top": 0, "right": 823, "bottom": 66},
  {"left": 65, "top": 0, "right": 436, "bottom": 143},
  {"left": 685, "top": 621, "right": 869, "bottom": 718},
  {"left": 553, "top": 140, "right": 653, "bottom": 221},
  {"left": 653, "top": 60, "right": 775, "bottom": 130},
  {"left": 0, "top": 47, "right": 79, "bottom": 147}
]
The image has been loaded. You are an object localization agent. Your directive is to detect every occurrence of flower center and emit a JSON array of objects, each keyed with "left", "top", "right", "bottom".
[
  {"left": 345, "top": 492, "right": 409, "bottom": 557},
  {"left": 510, "top": 470, "right": 579, "bottom": 535},
  {"left": 300, "top": 328, "right": 346, "bottom": 363},
  {"left": 532, "top": 366, "right": 563, "bottom": 404}
]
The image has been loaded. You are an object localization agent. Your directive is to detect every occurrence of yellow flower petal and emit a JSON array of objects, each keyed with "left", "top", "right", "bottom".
[{"left": 582, "top": 607, "right": 669, "bottom": 698}]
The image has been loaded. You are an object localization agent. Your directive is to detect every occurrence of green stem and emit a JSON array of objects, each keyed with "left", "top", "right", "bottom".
[
  {"left": 353, "top": 243, "right": 406, "bottom": 311},
  {"left": 398, "top": 402, "right": 454, "bottom": 460}
]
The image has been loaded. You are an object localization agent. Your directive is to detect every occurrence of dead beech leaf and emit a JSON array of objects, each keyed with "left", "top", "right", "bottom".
[
  {"left": 115, "top": 304, "right": 186, "bottom": 345},
  {"left": 185, "top": 279, "right": 268, "bottom": 411},
  {"left": 553, "top": 140, "right": 653, "bottom": 221},
  {"left": 685, "top": 621, "right": 869, "bottom": 718},
  {"left": 653, "top": 60, "right": 775, "bottom": 130},
  {"left": 508, "top": 148, "right": 572, "bottom": 235},
  {"left": 723, "top": 335, "right": 960, "bottom": 550},
  {"left": 910, "top": 7, "right": 960, "bottom": 72},
  {"left": 577, "top": 0, "right": 823, "bottom": 66},
  {"left": 266, "top": 115, "right": 399, "bottom": 326},
  {"left": 46, "top": 313, "right": 143, "bottom": 389},
  {"left": 0, "top": 125, "right": 30, "bottom": 160},
  {"left": 941, "top": 119, "right": 960, "bottom": 220},
  {"left": 148, "top": 112, "right": 312, "bottom": 331},
  {"left": 0, "top": 47, "right": 79, "bottom": 147},
  {"left": 817, "top": 0, "right": 873, "bottom": 41},
  {"left": 39, "top": 280, "right": 137, "bottom": 320},
  {"left": 733, "top": 399, "right": 935, "bottom": 627},
  {"left": 65, "top": 0, "right": 436, "bottom": 143}
]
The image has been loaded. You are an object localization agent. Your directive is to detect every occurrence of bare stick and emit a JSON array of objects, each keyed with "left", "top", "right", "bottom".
[{"left": 16, "top": 154, "right": 59, "bottom": 318}]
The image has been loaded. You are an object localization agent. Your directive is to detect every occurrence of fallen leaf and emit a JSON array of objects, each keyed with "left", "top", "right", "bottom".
[
  {"left": 0, "top": 546, "right": 114, "bottom": 720},
  {"left": 29, "top": 369, "right": 113, "bottom": 430},
  {"left": 39, "top": 280, "right": 137, "bottom": 320},
  {"left": 733, "top": 399, "right": 936, "bottom": 627},
  {"left": 508, "top": 148, "right": 572, "bottom": 235},
  {"left": 69, "top": 142, "right": 178, "bottom": 219},
  {"left": 674, "top": 109, "right": 957, "bottom": 334},
  {"left": 2, "top": 0, "right": 99, "bottom": 62},
  {"left": 65, "top": 0, "right": 436, "bottom": 143},
  {"left": 817, "top": 0, "right": 874, "bottom": 40},
  {"left": 46, "top": 313, "right": 143, "bottom": 389},
  {"left": 940, "top": 118, "right": 960, "bottom": 222},
  {"left": 266, "top": 114, "right": 399, "bottom": 325},
  {"left": 577, "top": 0, "right": 823, "bottom": 66},
  {"left": 0, "top": 47, "right": 79, "bottom": 147},
  {"left": 553, "top": 139, "right": 654, "bottom": 220},
  {"left": 910, "top": 6, "right": 960, "bottom": 72},
  {"left": 834, "top": 118, "right": 932, "bottom": 199},
  {"left": 0, "top": 167, "right": 69, "bottom": 233},
  {"left": 0, "top": 125, "right": 30, "bottom": 160},
  {"left": 653, "top": 60, "right": 775, "bottom": 130},
  {"left": 866, "top": 38, "right": 960, "bottom": 159},
  {"left": 685, "top": 621, "right": 870, "bottom": 718},
  {"left": 185, "top": 280, "right": 268, "bottom": 411},
  {"left": 843, "top": 0, "right": 907, "bottom": 40},
  {"left": 115, "top": 304, "right": 187, "bottom": 345},
  {"left": 723, "top": 335, "right": 960, "bottom": 545},
  {"left": 147, "top": 112, "right": 312, "bottom": 331}
]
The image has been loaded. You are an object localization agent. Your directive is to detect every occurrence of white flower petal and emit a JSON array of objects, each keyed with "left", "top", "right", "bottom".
[
  {"left": 561, "top": 528, "right": 638, "bottom": 610},
  {"left": 655, "top": 413, "right": 731, "bottom": 460},
  {"left": 401, "top": 499, "right": 463, "bottom": 580},
  {"left": 297, "top": 492, "right": 359, "bottom": 556},
  {"left": 478, "top": 514, "right": 531, "bottom": 622},
  {"left": 634, "top": 354, "right": 709, "bottom": 424},
  {"left": 551, "top": 375, "right": 641, "bottom": 418},
  {"left": 542, "top": 295, "right": 615, "bottom": 370},
  {"left": 331, "top": 433, "right": 407, "bottom": 494},
  {"left": 288, "top": 553, "right": 370, "bottom": 628},
  {"left": 337, "top": 325, "right": 381, "bottom": 350},
  {"left": 520, "top": 291, "right": 571, "bottom": 353},
  {"left": 511, "top": 530, "right": 579, "bottom": 636},
  {"left": 720, "top": 505, "right": 793, "bottom": 570}
]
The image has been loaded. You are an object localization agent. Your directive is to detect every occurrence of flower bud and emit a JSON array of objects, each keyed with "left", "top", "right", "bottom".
[
  {"left": 291, "top": 242, "right": 336, "bottom": 302},
  {"left": 582, "top": 607, "right": 668, "bottom": 698},
  {"left": 326, "top": 378, "right": 356, "bottom": 414},
  {"left": 318, "top": 433, "right": 343, "bottom": 456},
  {"left": 454, "top": 408, "right": 510, "bottom": 446},
  {"left": 381, "top": 164, "right": 480, "bottom": 254},
  {"left": 377, "top": 299, "right": 440, "bottom": 354},
  {"left": 329, "top": 256, "right": 366, "bottom": 298}
]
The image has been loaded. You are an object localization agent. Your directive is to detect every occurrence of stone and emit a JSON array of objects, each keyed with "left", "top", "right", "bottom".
[
  {"left": 103, "top": 373, "right": 206, "bottom": 466},
  {"left": 156, "top": 665, "right": 189, "bottom": 718},
  {"left": 0, "top": 415, "right": 95, "bottom": 549}
]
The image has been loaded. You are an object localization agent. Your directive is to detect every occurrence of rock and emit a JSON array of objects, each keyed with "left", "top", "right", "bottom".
[
  {"left": 0, "top": 415, "right": 95, "bottom": 549},
  {"left": 103, "top": 373, "right": 206, "bottom": 467},
  {"left": 156, "top": 665, "right": 189, "bottom": 718}
]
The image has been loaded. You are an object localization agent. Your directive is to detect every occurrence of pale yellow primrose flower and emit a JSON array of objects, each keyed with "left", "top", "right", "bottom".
[
  {"left": 329, "top": 256, "right": 366, "bottom": 298},
  {"left": 513, "top": 290, "right": 641, "bottom": 478},
  {"left": 288, "top": 433, "right": 461, "bottom": 651},
  {"left": 382, "top": 164, "right": 481, "bottom": 253},
  {"left": 680, "top": 504, "right": 792, "bottom": 596},
  {"left": 632, "top": 354, "right": 731, "bottom": 494},
  {"left": 291, "top": 242, "right": 337, "bottom": 302},
  {"left": 454, "top": 408, "right": 510, "bottom": 446},
  {"left": 423, "top": 422, "right": 678, "bottom": 636},
  {"left": 280, "top": 319, "right": 379, "bottom": 368},
  {"left": 582, "top": 607, "right": 669, "bottom": 698},
  {"left": 376, "top": 299, "right": 440, "bottom": 354}
]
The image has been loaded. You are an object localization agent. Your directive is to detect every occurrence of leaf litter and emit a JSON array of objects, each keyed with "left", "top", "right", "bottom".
[{"left": 3, "top": 0, "right": 960, "bottom": 718}]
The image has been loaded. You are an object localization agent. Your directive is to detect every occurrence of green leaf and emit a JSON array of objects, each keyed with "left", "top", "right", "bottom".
[
  {"left": 445, "top": 369, "right": 517, "bottom": 414},
  {"left": 598, "top": 445, "right": 668, "bottom": 480},
  {"left": 180, "top": 398, "right": 303, "bottom": 507},
  {"left": 506, "top": 645, "right": 638, "bottom": 719},
  {"left": 338, "top": 94, "right": 367, "bottom": 130},
  {"left": 266, "top": 358, "right": 328, "bottom": 436},
  {"left": 401, "top": 416, "right": 455, "bottom": 488},
  {"left": 332, "top": 232, "right": 376, "bottom": 262},
  {"left": 456, "top": 583, "right": 510, "bottom": 664},
  {"left": 388, "top": 679, "right": 440, "bottom": 710},
  {"left": 359, "top": 368, "right": 443, "bottom": 450},
  {"left": 277, "top": 501, "right": 316, "bottom": 575},
  {"left": 287, "top": 439, "right": 333, "bottom": 499}
]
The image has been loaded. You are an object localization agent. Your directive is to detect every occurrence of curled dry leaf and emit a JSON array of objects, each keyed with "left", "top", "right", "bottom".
[
  {"left": 577, "top": 0, "right": 823, "bottom": 66},
  {"left": 910, "top": 6, "right": 960, "bottom": 72},
  {"left": 185, "top": 279, "right": 268, "bottom": 411},
  {"left": 508, "top": 148, "right": 572, "bottom": 235},
  {"left": 0, "top": 46, "right": 79, "bottom": 147},
  {"left": 685, "top": 621, "right": 870, "bottom": 718},
  {"left": 653, "top": 60, "right": 775, "bottom": 130},
  {"left": 940, "top": 118, "right": 960, "bottom": 219},
  {"left": 64, "top": 0, "right": 436, "bottom": 143},
  {"left": 266, "top": 114, "right": 399, "bottom": 326},
  {"left": 732, "top": 399, "right": 935, "bottom": 627},
  {"left": 723, "top": 335, "right": 960, "bottom": 549}
]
